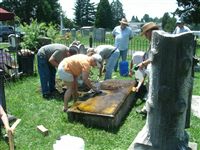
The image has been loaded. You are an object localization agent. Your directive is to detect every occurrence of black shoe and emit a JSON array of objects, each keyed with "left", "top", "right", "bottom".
[{"left": 43, "top": 93, "right": 52, "bottom": 99}]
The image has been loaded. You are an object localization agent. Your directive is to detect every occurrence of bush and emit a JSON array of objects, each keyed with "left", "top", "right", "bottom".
[{"left": 20, "top": 19, "right": 60, "bottom": 52}]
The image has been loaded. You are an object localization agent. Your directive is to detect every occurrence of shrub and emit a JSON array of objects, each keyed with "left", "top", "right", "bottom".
[{"left": 20, "top": 19, "right": 60, "bottom": 52}]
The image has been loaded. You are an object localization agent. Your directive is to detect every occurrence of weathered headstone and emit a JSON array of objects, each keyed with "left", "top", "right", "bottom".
[
  {"left": 129, "top": 31, "right": 195, "bottom": 150},
  {"left": 71, "top": 28, "right": 76, "bottom": 40},
  {"left": 93, "top": 28, "right": 105, "bottom": 42},
  {"left": 80, "top": 26, "right": 93, "bottom": 37}
]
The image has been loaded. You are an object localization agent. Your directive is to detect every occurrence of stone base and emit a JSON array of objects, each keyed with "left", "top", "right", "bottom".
[
  {"left": 189, "top": 142, "right": 197, "bottom": 150},
  {"left": 128, "top": 141, "right": 197, "bottom": 150}
]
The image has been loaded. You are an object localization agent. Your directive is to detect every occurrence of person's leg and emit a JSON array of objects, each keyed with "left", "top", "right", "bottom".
[
  {"left": 37, "top": 55, "right": 51, "bottom": 96},
  {"left": 57, "top": 63, "right": 74, "bottom": 111},
  {"left": 114, "top": 50, "right": 121, "bottom": 72},
  {"left": 121, "top": 49, "right": 128, "bottom": 61},
  {"left": 63, "top": 81, "right": 73, "bottom": 111},
  {"left": 105, "top": 50, "right": 120, "bottom": 80},
  {"left": 49, "top": 65, "right": 57, "bottom": 92}
]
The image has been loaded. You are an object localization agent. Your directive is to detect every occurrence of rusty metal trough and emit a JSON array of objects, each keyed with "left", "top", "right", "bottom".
[{"left": 67, "top": 79, "right": 137, "bottom": 130}]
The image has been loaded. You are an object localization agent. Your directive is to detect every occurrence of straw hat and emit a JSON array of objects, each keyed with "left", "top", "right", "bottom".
[
  {"left": 141, "top": 22, "right": 159, "bottom": 35},
  {"left": 119, "top": 18, "right": 129, "bottom": 25}
]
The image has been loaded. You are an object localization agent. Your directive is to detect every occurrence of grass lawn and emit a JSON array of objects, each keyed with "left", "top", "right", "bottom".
[{"left": 0, "top": 68, "right": 200, "bottom": 149}]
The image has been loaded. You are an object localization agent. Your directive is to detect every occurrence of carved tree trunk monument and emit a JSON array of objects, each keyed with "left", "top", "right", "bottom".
[{"left": 129, "top": 31, "right": 195, "bottom": 150}]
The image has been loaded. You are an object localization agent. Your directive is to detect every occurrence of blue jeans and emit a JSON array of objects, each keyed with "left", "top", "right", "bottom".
[
  {"left": 105, "top": 49, "right": 120, "bottom": 80},
  {"left": 114, "top": 49, "right": 128, "bottom": 71},
  {"left": 37, "top": 54, "right": 56, "bottom": 95}
]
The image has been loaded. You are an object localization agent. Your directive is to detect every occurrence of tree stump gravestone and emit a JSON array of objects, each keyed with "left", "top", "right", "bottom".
[{"left": 130, "top": 31, "right": 195, "bottom": 150}]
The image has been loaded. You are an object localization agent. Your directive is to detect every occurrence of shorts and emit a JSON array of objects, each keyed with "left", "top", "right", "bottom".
[{"left": 58, "top": 61, "right": 73, "bottom": 82}]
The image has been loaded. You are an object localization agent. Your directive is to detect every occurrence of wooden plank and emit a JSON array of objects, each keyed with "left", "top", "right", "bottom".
[
  {"left": 37, "top": 125, "right": 48, "bottom": 136},
  {"left": 11, "top": 119, "right": 21, "bottom": 130}
]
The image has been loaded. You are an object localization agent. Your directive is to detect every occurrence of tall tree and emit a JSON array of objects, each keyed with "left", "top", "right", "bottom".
[
  {"left": 175, "top": 0, "right": 200, "bottom": 24},
  {"left": 162, "top": 13, "right": 176, "bottom": 33},
  {"left": 110, "top": 0, "right": 124, "bottom": 28},
  {"left": 0, "top": 0, "right": 61, "bottom": 24},
  {"left": 95, "top": 0, "right": 113, "bottom": 29},
  {"left": 74, "top": 0, "right": 96, "bottom": 27}
]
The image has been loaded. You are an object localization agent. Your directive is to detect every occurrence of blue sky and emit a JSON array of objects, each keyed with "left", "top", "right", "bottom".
[{"left": 59, "top": 0, "right": 178, "bottom": 21}]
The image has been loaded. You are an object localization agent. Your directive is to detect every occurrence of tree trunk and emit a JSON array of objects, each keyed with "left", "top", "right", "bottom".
[{"left": 131, "top": 31, "right": 195, "bottom": 150}]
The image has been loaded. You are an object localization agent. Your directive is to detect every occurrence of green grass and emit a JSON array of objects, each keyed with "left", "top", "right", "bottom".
[{"left": 0, "top": 70, "right": 200, "bottom": 150}]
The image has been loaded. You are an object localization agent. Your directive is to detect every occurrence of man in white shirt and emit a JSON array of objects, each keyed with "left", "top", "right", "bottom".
[
  {"left": 173, "top": 19, "right": 191, "bottom": 34},
  {"left": 112, "top": 18, "right": 133, "bottom": 71}
]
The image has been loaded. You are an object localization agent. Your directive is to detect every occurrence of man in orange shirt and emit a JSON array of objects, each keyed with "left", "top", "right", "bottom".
[{"left": 58, "top": 54, "right": 102, "bottom": 111}]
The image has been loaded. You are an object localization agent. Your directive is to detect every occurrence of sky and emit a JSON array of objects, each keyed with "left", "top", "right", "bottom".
[{"left": 58, "top": 0, "right": 178, "bottom": 21}]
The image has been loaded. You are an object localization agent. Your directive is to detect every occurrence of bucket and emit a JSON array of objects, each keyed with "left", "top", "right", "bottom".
[
  {"left": 119, "top": 61, "right": 129, "bottom": 76},
  {"left": 17, "top": 54, "right": 34, "bottom": 75},
  {"left": 53, "top": 134, "right": 85, "bottom": 150}
]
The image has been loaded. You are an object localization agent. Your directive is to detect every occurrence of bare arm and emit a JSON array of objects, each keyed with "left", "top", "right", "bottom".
[
  {"left": 82, "top": 71, "right": 97, "bottom": 91},
  {"left": 129, "top": 61, "right": 134, "bottom": 77},
  {"left": 138, "top": 59, "right": 151, "bottom": 69},
  {"left": 82, "top": 71, "right": 93, "bottom": 89},
  {"left": 49, "top": 56, "right": 59, "bottom": 68}
]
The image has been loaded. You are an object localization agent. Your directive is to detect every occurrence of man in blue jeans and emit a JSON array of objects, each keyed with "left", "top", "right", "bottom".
[
  {"left": 87, "top": 45, "right": 120, "bottom": 80},
  {"left": 112, "top": 18, "right": 133, "bottom": 71},
  {"left": 37, "top": 43, "right": 78, "bottom": 99}
]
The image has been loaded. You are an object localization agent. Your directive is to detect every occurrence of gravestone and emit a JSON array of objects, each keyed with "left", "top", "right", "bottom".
[
  {"left": 80, "top": 26, "right": 93, "bottom": 37},
  {"left": 71, "top": 28, "right": 76, "bottom": 40},
  {"left": 93, "top": 28, "right": 105, "bottom": 42},
  {"left": 129, "top": 31, "right": 195, "bottom": 150}
]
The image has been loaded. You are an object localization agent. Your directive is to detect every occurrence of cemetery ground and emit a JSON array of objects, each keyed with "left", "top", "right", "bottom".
[{"left": 0, "top": 67, "right": 200, "bottom": 150}]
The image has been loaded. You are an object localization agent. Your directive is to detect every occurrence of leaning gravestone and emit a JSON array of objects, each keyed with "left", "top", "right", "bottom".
[{"left": 129, "top": 31, "right": 195, "bottom": 150}]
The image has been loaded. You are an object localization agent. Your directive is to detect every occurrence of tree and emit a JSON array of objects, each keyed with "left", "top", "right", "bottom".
[
  {"left": 110, "top": 0, "right": 125, "bottom": 28},
  {"left": 131, "top": 16, "right": 140, "bottom": 22},
  {"left": 63, "top": 17, "right": 75, "bottom": 29},
  {"left": 95, "top": 0, "right": 113, "bottom": 29},
  {"left": 175, "top": 0, "right": 200, "bottom": 24},
  {"left": 74, "top": 0, "right": 96, "bottom": 27},
  {"left": 0, "top": 0, "right": 61, "bottom": 24},
  {"left": 162, "top": 13, "right": 176, "bottom": 33},
  {"left": 141, "top": 14, "right": 153, "bottom": 22}
]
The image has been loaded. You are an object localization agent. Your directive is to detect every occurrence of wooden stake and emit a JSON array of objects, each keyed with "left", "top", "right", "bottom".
[{"left": 8, "top": 119, "right": 21, "bottom": 150}]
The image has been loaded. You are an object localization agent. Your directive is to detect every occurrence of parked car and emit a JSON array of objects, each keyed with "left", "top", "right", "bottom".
[{"left": 0, "top": 25, "right": 14, "bottom": 42}]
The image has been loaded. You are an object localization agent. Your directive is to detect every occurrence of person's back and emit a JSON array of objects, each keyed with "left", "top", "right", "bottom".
[
  {"left": 62, "top": 54, "right": 91, "bottom": 76},
  {"left": 95, "top": 45, "right": 115, "bottom": 60},
  {"left": 38, "top": 43, "right": 68, "bottom": 61}
]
